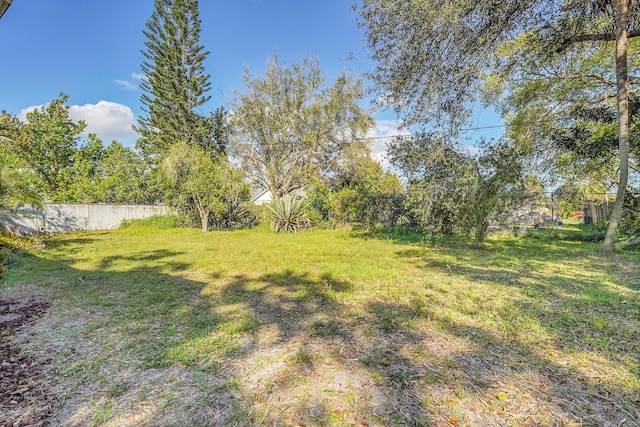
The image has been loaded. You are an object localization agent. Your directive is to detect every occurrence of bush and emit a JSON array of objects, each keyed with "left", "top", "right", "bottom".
[
  {"left": 307, "top": 183, "right": 332, "bottom": 225},
  {"left": 267, "top": 195, "right": 311, "bottom": 233},
  {"left": 581, "top": 223, "right": 608, "bottom": 242},
  {"left": 211, "top": 199, "right": 258, "bottom": 230},
  {"left": 621, "top": 190, "right": 640, "bottom": 239},
  {"left": 120, "top": 214, "right": 184, "bottom": 230}
]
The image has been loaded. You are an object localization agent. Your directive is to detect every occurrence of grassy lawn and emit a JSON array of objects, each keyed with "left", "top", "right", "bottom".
[{"left": 1, "top": 225, "right": 639, "bottom": 426}]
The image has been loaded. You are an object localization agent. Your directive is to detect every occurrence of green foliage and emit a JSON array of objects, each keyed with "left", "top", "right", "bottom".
[
  {"left": 358, "top": 0, "right": 640, "bottom": 129},
  {"left": 357, "top": 0, "right": 638, "bottom": 252},
  {"left": 9, "top": 93, "right": 86, "bottom": 202},
  {"left": 94, "top": 142, "right": 155, "bottom": 204},
  {"left": 0, "top": 232, "right": 45, "bottom": 277},
  {"left": 120, "top": 214, "right": 184, "bottom": 230},
  {"left": 305, "top": 158, "right": 405, "bottom": 230},
  {"left": 267, "top": 195, "right": 312, "bottom": 233},
  {"left": 63, "top": 134, "right": 105, "bottom": 203},
  {"left": 230, "top": 55, "right": 373, "bottom": 198},
  {"left": 210, "top": 198, "right": 258, "bottom": 231},
  {"left": 0, "top": 233, "right": 46, "bottom": 253},
  {"left": 3, "top": 105, "right": 154, "bottom": 205},
  {"left": 329, "top": 157, "right": 404, "bottom": 229},
  {"left": 0, "top": 154, "right": 42, "bottom": 211},
  {"left": 582, "top": 223, "right": 609, "bottom": 242},
  {"left": 0, "top": 114, "right": 44, "bottom": 234},
  {"left": 136, "top": 0, "right": 215, "bottom": 161},
  {"left": 390, "top": 134, "right": 524, "bottom": 245},
  {"left": 203, "top": 107, "right": 230, "bottom": 157},
  {"left": 307, "top": 182, "right": 332, "bottom": 225},
  {"left": 162, "top": 142, "right": 249, "bottom": 232},
  {"left": 390, "top": 134, "right": 476, "bottom": 235},
  {"left": 621, "top": 190, "right": 640, "bottom": 238}
]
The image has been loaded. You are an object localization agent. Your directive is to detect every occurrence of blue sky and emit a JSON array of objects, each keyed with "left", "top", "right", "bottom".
[{"left": 0, "top": 0, "right": 502, "bottom": 162}]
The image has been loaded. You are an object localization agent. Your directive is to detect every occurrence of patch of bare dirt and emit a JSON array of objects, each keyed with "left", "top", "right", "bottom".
[{"left": 0, "top": 299, "right": 53, "bottom": 427}]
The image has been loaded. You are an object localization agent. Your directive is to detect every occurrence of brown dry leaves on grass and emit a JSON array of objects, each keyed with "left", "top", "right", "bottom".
[{"left": 0, "top": 298, "right": 53, "bottom": 427}]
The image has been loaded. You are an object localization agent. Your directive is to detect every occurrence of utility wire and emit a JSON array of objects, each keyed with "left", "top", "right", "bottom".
[{"left": 355, "top": 118, "right": 563, "bottom": 141}]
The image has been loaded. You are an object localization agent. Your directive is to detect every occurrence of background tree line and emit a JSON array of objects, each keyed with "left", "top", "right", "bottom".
[{"left": 2, "top": 0, "right": 640, "bottom": 248}]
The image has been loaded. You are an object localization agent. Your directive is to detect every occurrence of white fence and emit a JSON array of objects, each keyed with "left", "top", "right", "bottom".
[{"left": 2, "top": 204, "right": 170, "bottom": 234}]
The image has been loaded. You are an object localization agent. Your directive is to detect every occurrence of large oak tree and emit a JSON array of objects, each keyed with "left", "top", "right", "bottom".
[{"left": 358, "top": 0, "right": 640, "bottom": 252}]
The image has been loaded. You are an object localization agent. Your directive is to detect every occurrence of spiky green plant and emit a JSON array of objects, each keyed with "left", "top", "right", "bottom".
[
  {"left": 213, "top": 198, "right": 257, "bottom": 230},
  {"left": 267, "top": 194, "right": 311, "bottom": 233}
]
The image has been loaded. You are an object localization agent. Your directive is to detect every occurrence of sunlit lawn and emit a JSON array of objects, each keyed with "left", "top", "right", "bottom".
[{"left": 2, "top": 225, "right": 639, "bottom": 426}]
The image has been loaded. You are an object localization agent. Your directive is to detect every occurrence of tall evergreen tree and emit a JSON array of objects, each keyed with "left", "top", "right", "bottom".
[{"left": 136, "top": 0, "right": 212, "bottom": 160}]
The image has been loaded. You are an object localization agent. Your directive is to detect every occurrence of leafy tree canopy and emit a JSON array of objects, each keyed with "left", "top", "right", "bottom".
[
  {"left": 162, "top": 141, "right": 249, "bottom": 232},
  {"left": 358, "top": 0, "right": 640, "bottom": 251},
  {"left": 230, "top": 55, "right": 373, "bottom": 198},
  {"left": 8, "top": 93, "right": 85, "bottom": 202},
  {"left": 389, "top": 135, "right": 524, "bottom": 245}
]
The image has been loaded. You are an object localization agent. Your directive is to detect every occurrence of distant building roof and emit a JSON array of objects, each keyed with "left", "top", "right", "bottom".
[
  {"left": 250, "top": 188, "right": 307, "bottom": 205},
  {"left": 251, "top": 189, "right": 272, "bottom": 205},
  {"left": 0, "top": 0, "right": 13, "bottom": 21}
]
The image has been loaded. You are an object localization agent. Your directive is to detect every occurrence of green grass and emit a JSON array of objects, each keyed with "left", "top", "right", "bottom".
[{"left": 1, "top": 225, "right": 639, "bottom": 426}]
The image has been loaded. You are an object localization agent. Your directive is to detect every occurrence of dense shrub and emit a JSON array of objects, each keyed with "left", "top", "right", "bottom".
[
  {"left": 0, "top": 233, "right": 46, "bottom": 277},
  {"left": 211, "top": 199, "right": 258, "bottom": 230},
  {"left": 621, "top": 190, "right": 640, "bottom": 239},
  {"left": 307, "top": 183, "right": 332, "bottom": 225},
  {"left": 309, "top": 158, "right": 405, "bottom": 230}
]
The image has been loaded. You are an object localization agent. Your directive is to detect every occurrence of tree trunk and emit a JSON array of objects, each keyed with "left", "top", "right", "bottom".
[
  {"left": 473, "top": 217, "right": 489, "bottom": 248},
  {"left": 269, "top": 183, "right": 284, "bottom": 200},
  {"left": 603, "top": 0, "right": 631, "bottom": 253},
  {"left": 197, "top": 206, "right": 210, "bottom": 233}
]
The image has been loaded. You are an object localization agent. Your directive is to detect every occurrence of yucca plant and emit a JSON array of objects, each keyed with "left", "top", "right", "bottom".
[
  {"left": 213, "top": 198, "right": 258, "bottom": 230},
  {"left": 267, "top": 194, "right": 312, "bottom": 233}
]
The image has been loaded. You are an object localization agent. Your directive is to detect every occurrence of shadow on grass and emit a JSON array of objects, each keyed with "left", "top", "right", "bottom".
[
  {"left": 392, "top": 238, "right": 640, "bottom": 424},
  {"left": 214, "top": 261, "right": 638, "bottom": 424},
  {"left": 215, "top": 270, "right": 434, "bottom": 425},
  {"left": 1, "top": 248, "right": 251, "bottom": 426},
  {"left": 7, "top": 248, "right": 433, "bottom": 425},
  {"left": 353, "top": 228, "right": 427, "bottom": 245},
  {"left": 3, "top": 231, "right": 639, "bottom": 426},
  {"left": 371, "top": 297, "right": 639, "bottom": 424}
]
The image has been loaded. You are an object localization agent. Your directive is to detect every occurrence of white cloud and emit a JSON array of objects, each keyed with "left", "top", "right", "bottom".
[
  {"left": 366, "top": 119, "right": 406, "bottom": 169},
  {"left": 113, "top": 79, "right": 138, "bottom": 91},
  {"left": 20, "top": 101, "right": 137, "bottom": 144},
  {"left": 466, "top": 144, "right": 480, "bottom": 155},
  {"left": 17, "top": 106, "right": 37, "bottom": 121},
  {"left": 69, "top": 101, "right": 136, "bottom": 142},
  {"left": 131, "top": 72, "right": 147, "bottom": 81},
  {"left": 113, "top": 73, "right": 146, "bottom": 91}
]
